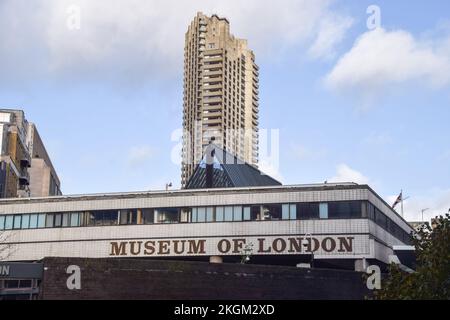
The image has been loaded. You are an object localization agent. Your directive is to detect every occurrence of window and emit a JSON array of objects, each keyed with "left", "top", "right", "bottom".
[
  {"left": 319, "top": 203, "right": 328, "bottom": 219},
  {"left": 192, "top": 207, "right": 198, "bottom": 223},
  {"left": 119, "top": 209, "right": 137, "bottom": 225},
  {"left": 13, "top": 215, "right": 22, "bottom": 229},
  {"left": 83, "top": 212, "right": 93, "bottom": 226},
  {"left": 93, "top": 212, "right": 103, "bottom": 226},
  {"left": 282, "top": 204, "right": 296, "bottom": 220},
  {"left": 70, "top": 213, "right": 80, "bottom": 227},
  {"left": 243, "top": 207, "right": 251, "bottom": 221},
  {"left": 45, "top": 214, "right": 54, "bottom": 228},
  {"left": 367, "top": 202, "right": 375, "bottom": 221},
  {"left": 328, "top": 201, "right": 362, "bottom": 219},
  {"left": 216, "top": 207, "right": 224, "bottom": 222},
  {"left": 251, "top": 206, "right": 260, "bottom": 220},
  {"left": 233, "top": 206, "right": 242, "bottom": 221},
  {"left": 375, "top": 209, "right": 387, "bottom": 229},
  {"left": 54, "top": 214, "right": 62, "bottom": 227},
  {"left": 29, "top": 214, "right": 38, "bottom": 229},
  {"left": 224, "top": 206, "right": 233, "bottom": 221},
  {"left": 22, "top": 214, "right": 30, "bottom": 229},
  {"left": 297, "top": 203, "right": 319, "bottom": 220},
  {"left": 0, "top": 215, "right": 5, "bottom": 230},
  {"left": 4, "top": 215, "right": 13, "bottom": 230},
  {"left": 119, "top": 210, "right": 128, "bottom": 225},
  {"left": 102, "top": 211, "right": 118, "bottom": 226},
  {"left": 282, "top": 204, "right": 290, "bottom": 220},
  {"left": 261, "top": 204, "right": 282, "bottom": 220},
  {"left": 155, "top": 208, "right": 179, "bottom": 223},
  {"left": 197, "top": 207, "right": 206, "bottom": 222},
  {"left": 142, "top": 209, "right": 154, "bottom": 224},
  {"left": 37, "top": 214, "right": 46, "bottom": 228},
  {"left": 206, "top": 207, "right": 214, "bottom": 222},
  {"left": 62, "top": 213, "right": 70, "bottom": 227}
]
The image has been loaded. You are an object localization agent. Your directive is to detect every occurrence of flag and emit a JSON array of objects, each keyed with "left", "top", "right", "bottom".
[{"left": 392, "top": 192, "right": 402, "bottom": 209}]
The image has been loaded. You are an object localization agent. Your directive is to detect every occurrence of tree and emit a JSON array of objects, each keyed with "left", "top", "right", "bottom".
[
  {"left": 0, "top": 230, "right": 14, "bottom": 261},
  {"left": 375, "top": 213, "right": 450, "bottom": 300}
]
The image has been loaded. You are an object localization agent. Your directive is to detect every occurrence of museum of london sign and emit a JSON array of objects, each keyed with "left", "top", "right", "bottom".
[{"left": 109, "top": 235, "right": 356, "bottom": 257}]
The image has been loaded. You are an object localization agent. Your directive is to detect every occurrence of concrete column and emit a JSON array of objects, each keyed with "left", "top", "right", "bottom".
[
  {"left": 209, "top": 256, "right": 223, "bottom": 264},
  {"left": 354, "top": 258, "right": 369, "bottom": 272}
]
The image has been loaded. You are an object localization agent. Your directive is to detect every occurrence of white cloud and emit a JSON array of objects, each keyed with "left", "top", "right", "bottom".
[
  {"left": 325, "top": 28, "right": 450, "bottom": 97},
  {"left": 127, "top": 146, "right": 155, "bottom": 167},
  {"left": 0, "top": 0, "right": 352, "bottom": 87},
  {"left": 308, "top": 14, "right": 353, "bottom": 60},
  {"left": 386, "top": 189, "right": 450, "bottom": 222},
  {"left": 328, "top": 164, "right": 370, "bottom": 184}
]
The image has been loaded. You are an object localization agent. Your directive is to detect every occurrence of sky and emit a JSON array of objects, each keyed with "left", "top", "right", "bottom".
[{"left": 0, "top": 0, "right": 449, "bottom": 222}]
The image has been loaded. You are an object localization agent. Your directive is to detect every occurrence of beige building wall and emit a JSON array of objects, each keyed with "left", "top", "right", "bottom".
[
  {"left": 26, "top": 123, "right": 61, "bottom": 197},
  {"left": 182, "top": 13, "right": 259, "bottom": 187}
]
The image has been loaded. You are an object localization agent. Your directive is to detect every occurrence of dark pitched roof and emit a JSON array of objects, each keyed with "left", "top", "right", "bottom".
[{"left": 185, "top": 145, "right": 282, "bottom": 189}]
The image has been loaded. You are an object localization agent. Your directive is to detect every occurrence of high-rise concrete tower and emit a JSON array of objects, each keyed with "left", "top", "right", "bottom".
[{"left": 181, "top": 12, "right": 259, "bottom": 187}]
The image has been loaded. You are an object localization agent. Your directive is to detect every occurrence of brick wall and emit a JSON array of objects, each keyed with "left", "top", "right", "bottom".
[{"left": 39, "top": 257, "right": 371, "bottom": 300}]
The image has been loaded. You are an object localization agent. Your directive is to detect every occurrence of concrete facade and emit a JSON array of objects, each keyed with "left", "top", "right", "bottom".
[
  {"left": 0, "top": 184, "right": 413, "bottom": 270},
  {"left": 0, "top": 110, "right": 31, "bottom": 198},
  {"left": 182, "top": 13, "right": 259, "bottom": 187},
  {"left": 26, "top": 123, "right": 61, "bottom": 197}
]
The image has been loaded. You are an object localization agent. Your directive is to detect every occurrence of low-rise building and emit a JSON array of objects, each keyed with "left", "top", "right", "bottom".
[{"left": 0, "top": 183, "right": 414, "bottom": 272}]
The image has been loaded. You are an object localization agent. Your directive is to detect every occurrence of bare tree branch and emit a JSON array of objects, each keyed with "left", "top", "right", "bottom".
[{"left": 0, "top": 230, "right": 15, "bottom": 261}]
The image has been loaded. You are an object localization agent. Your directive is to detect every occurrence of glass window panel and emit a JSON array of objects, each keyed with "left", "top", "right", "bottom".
[
  {"left": 93, "top": 211, "right": 103, "bottom": 226},
  {"left": 361, "top": 202, "right": 368, "bottom": 218},
  {"left": 102, "top": 211, "right": 118, "bottom": 226},
  {"left": 70, "top": 213, "right": 80, "bottom": 227},
  {"left": 0, "top": 215, "right": 5, "bottom": 230},
  {"left": 129, "top": 210, "right": 138, "bottom": 224},
  {"left": 251, "top": 206, "right": 260, "bottom": 220},
  {"left": 350, "top": 201, "right": 362, "bottom": 218},
  {"left": 192, "top": 207, "right": 198, "bottom": 223},
  {"left": 233, "top": 206, "right": 242, "bottom": 221},
  {"left": 46, "top": 213, "right": 54, "bottom": 227},
  {"left": 180, "top": 208, "right": 191, "bottom": 223},
  {"left": 206, "top": 207, "right": 214, "bottom": 222},
  {"left": 197, "top": 207, "right": 206, "bottom": 222},
  {"left": 297, "top": 203, "right": 319, "bottom": 220},
  {"left": 29, "top": 214, "right": 38, "bottom": 229},
  {"left": 119, "top": 210, "right": 128, "bottom": 225},
  {"left": 38, "top": 214, "right": 46, "bottom": 228},
  {"left": 319, "top": 203, "right": 328, "bottom": 219},
  {"left": 62, "top": 213, "right": 70, "bottom": 227},
  {"left": 5, "top": 215, "right": 13, "bottom": 230},
  {"left": 262, "top": 204, "right": 282, "bottom": 220},
  {"left": 13, "top": 215, "right": 22, "bottom": 229},
  {"left": 290, "top": 204, "right": 297, "bottom": 220},
  {"left": 216, "top": 207, "right": 224, "bottom": 222},
  {"left": 54, "top": 214, "right": 62, "bottom": 227},
  {"left": 142, "top": 209, "right": 154, "bottom": 225},
  {"left": 22, "top": 214, "right": 30, "bottom": 229},
  {"left": 86, "top": 212, "right": 95, "bottom": 226},
  {"left": 157, "top": 208, "right": 179, "bottom": 224},
  {"left": 224, "top": 206, "right": 233, "bottom": 221},
  {"left": 243, "top": 207, "right": 251, "bottom": 221},
  {"left": 282, "top": 204, "right": 290, "bottom": 220}
]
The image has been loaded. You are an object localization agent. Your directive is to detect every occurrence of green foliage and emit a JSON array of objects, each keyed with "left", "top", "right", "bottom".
[{"left": 375, "top": 213, "right": 450, "bottom": 300}]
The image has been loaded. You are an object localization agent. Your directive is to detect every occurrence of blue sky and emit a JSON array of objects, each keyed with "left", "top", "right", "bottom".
[{"left": 0, "top": 0, "right": 449, "bottom": 221}]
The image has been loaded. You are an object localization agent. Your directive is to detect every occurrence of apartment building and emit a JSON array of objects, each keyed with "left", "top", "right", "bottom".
[{"left": 182, "top": 13, "right": 259, "bottom": 187}]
